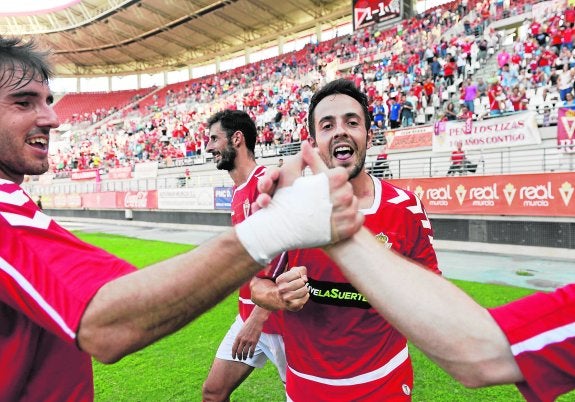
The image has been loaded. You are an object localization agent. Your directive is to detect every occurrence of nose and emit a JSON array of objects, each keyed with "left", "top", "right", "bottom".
[
  {"left": 38, "top": 104, "right": 60, "bottom": 129},
  {"left": 205, "top": 139, "right": 215, "bottom": 153},
  {"left": 334, "top": 121, "right": 350, "bottom": 138}
]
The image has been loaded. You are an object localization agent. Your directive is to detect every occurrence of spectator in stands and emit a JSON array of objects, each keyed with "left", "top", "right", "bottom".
[
  {"left": 401, "top": 94, "right": 415, "bottom": 127},
  {"left": 444, "top": 101, "right": 458, "bottom": 121},
  {"left": 443, "top": 56, "right": 457, "bottom": 87},
  {"left": 447, "top": 141, "right": 466, "bottom": 176},
  {"left": 462, "top": 78, "right": 477, "bottom": 112},
  {"left": 372, "top": 97, "right": 387, "bottom": 129},
  {"left": 501, "top": 64, "right": 519, "bottom": 89},
  {"left": 477, "top": 38, "right": 489, "bottom": 62},
  {"left": 488, "top": 78, "right": 505, "bottom": 116},
  {"left": 509, "top": 86, "right": 527, "bottom": 111},
  {"left": 388, "top": 97, "right": 402, "bottom": 129},
  {"left": 564, "top": 92, "right": 575, "bottom": 107},
  {"left": 457, "top": 104, "right": 474, "bottom": 120},
  {"left": 476, "top": 77, "right": 488, "bottom": 98},
  {"left": 431, "top": 56, "right": 442, "bottom": 82},
  {"left": 423, "top": 77, "right": 436, "bottom": 104},
  {"left": 558, "top": 64, "right": 575, "bottom": 101},
  {"left": 497, "top": 48, "right": 510, "bottom": 72}
]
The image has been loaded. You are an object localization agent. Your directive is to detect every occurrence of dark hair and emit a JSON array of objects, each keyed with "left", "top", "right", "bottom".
[
  {"left": 307, "top": 79, "right": 370, "bottom": 139},
  {"left": 207, "top": 109, "right": 257, "bottom": 156},
  {"left": 0, "top": 36, "right": 52, "bottom": 90}
]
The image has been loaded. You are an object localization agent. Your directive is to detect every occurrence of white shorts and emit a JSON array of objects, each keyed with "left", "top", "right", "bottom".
[{"left": 216, "top": 314, "right": 287, "bottom": 382}]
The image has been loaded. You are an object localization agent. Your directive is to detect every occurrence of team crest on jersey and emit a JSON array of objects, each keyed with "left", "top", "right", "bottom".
[
  {"left": 375, "top": 232, "right": 393, "bottom": 249},
  {"left": 402, "top": 384, "right": 411, "bottom": 396},
  {"left": 242, "top": 199, "right": 251, "bottom": 219}
]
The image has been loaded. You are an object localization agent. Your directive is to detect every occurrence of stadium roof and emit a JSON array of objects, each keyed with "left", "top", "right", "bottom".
[{"left": 0, "top": 0, "right": 350, "bottom": 76}]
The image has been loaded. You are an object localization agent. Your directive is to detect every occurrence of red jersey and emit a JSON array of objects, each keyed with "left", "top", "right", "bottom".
[
  {"left": 0, "top": 180, "right": 137, "bottom": 401},
  {"left": 451, "top": 149, "right": 465, "bottom": 164},
  {"left": 489, "top": 284, "right": 575, "bottom": 401},
  {"left": 283, "top": 177, "right": 440, "bottom": 400},
  {"left": 230, "top": 166, "right": 282, "bottom": 334}
]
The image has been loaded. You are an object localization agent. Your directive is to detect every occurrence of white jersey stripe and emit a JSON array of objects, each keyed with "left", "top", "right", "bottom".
[
  {"left": 287, "top": 345, "right": 408, "bottom": 386},
  {"left": 511, "top": 322, "right": 575, "bottom": 356},
  {"left": 1, "top": 211, "right": 51, "bottom": 229},
  {"left": 0, "top": 189, "right": 29, "bottom": 206},
  {"left": 0, "top": 256, "right": 76, "bottom": 339},
  {"left": 239, "top": 296, "right": 255, "bottom": 305}
]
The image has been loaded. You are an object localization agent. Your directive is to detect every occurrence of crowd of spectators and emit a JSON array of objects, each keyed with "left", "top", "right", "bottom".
[{"left": 46, "top": 0, "right": 572, "bottom": 178}]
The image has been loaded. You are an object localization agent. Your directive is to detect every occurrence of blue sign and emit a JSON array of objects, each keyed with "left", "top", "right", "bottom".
[{"left": 214, "top": 186, "right": 233, "bottom": 210}]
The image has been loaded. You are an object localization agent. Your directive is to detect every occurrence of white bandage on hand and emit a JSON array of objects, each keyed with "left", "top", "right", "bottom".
[{"left": 235, "top": 173, "right": 332, "bottom": 265}]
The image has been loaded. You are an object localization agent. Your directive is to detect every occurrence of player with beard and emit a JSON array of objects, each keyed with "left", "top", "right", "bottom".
[
  {"left": 251, "top": 79, "right": 441, "bottom": 401},
  {"left": 203, "top": 110, "right": 286, "bottom": 401}
]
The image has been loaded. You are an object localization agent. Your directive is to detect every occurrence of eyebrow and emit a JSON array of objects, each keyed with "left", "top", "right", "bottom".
[
  {"left": 9, "top": 90, "right": 54, "bottom": 104},
  {"left": 319, "top": 112, "right": 361, "bottom": 122}
]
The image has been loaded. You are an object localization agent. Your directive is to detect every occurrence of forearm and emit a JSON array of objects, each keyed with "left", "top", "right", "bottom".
[
  {"left": 248, "top": 305, "right": 272, "bottom": 324},
  {"left": 325, "top": 228, "right": 522, "bottom": 387},
  {"left": 78, "top": 229, "right": 260, "bottom": 363}
]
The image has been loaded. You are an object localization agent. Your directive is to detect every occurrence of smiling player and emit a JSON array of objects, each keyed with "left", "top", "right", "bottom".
[{"left": 251, "top": 79, "right": 441, "bottom": 401}]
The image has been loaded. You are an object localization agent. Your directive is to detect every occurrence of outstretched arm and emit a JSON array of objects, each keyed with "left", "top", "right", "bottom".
[
  {"left": 325, "top": 228, "right": 524, "bottom": 388},
  {"left": 78, "top": 230, "right": 258, "bottom": 363},
  {"left": 78, "top": 141, "right": 363, "bottom": 364}
]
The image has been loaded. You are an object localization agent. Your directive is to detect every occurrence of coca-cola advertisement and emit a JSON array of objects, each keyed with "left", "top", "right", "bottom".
[{"left": 117, "top": 191, "right": 158, "bottom": 209}]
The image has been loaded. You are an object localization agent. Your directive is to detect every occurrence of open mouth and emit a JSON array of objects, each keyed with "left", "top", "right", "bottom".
[
  {"left": 333, "top": 144, "right": 354, "bottom": 161},
  {"left": 26, "top": 137, "right": 48, "bottom": 152}
]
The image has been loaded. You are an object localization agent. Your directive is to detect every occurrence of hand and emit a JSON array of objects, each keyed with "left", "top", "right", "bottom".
[
  {"left": 255, "top": 141, "right": 364, "bottom": 244},
  {"left": 232, "top": 316, "right": 264, "bottom": 360},
  {"left": 276, "top": 266, "right": 309, "bottom": 312}
]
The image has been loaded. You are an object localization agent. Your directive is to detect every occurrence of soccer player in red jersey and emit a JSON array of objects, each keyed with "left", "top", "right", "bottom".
[
  {"left": 251, "top": 79, "right": 440, "bottom": 401},
  {"left": 203, "top": 109, "right": 286, "bottom": 401},
  {"left": 0, "top": 36, "right": 362, "bottom": 400}
]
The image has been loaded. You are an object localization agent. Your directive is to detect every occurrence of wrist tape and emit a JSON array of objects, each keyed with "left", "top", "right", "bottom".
[{"left": 236, "top": 173, "right": 332, "bottom": 265}]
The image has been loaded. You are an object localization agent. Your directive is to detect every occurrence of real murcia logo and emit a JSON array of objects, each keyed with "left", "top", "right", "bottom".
[
  {"left": 375, "top": 232, "right": 392, "bottom": 249},
  {"left": 559, "top": 182, "right": 574, "bottom": 206},
  {"left": 455, "top": 184, "right": 467, "bottom": 206},
  {"left": 560, "top": 114, "right": 575, "bottom": 140},
  {"left": 503, "top": 183, "right": 516, "bottom": 206},
  {"left": 242, "top": 199, "right": 250, "bottom": 220},
  {"left": 414, "top": 185, "right": 424, "bottom": 200},
  {"left": 402, "top": 384, "right": 411, "bottom": 396}
]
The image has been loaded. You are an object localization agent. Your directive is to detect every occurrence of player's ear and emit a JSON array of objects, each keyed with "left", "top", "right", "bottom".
[
  {"left": 233, "top": 130, "right": 243, "bottom": 147},
  {"left": 307, "top": 137, "right": 317, "bottom": 148}
]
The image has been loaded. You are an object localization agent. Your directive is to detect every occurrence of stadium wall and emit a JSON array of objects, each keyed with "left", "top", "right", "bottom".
[{"left": 43, "top": 208, "right": 575, "bottom": 250}]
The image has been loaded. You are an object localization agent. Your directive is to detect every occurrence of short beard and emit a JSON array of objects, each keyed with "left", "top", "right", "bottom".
[
  {"left": 216, "top": 143, "right": 237, "bottom": 171},
  {"left": 348, "top": 160, "right": 364, "bottom": 180}
]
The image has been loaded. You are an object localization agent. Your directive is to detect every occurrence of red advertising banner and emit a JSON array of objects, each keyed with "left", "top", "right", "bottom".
[
  {"left": 51, "top": 193, "right": 82, "bottom": 209},
  {"left": 71, "top": 169, "right": 100, "bottom": 181},
  {"left": 557, "top": 107, "right": 575, "bottom": 153},
  {"left": 386, "top": 124, "right": 433, "bottom": 151},
  {"left": 81, "top": 191, "right": 158, "bottom": 209},
  {"left": 81, "top": 192, "right": 118, "bottom": 209},
  {"left": 116, "top": 191, "right": 158, "bottom": 209},
  {"left": 107, "top": 166, "right": 133, "bottom": 180},
  {"left": 390, "top": 172, "right": 575, "bottom": 217}
]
